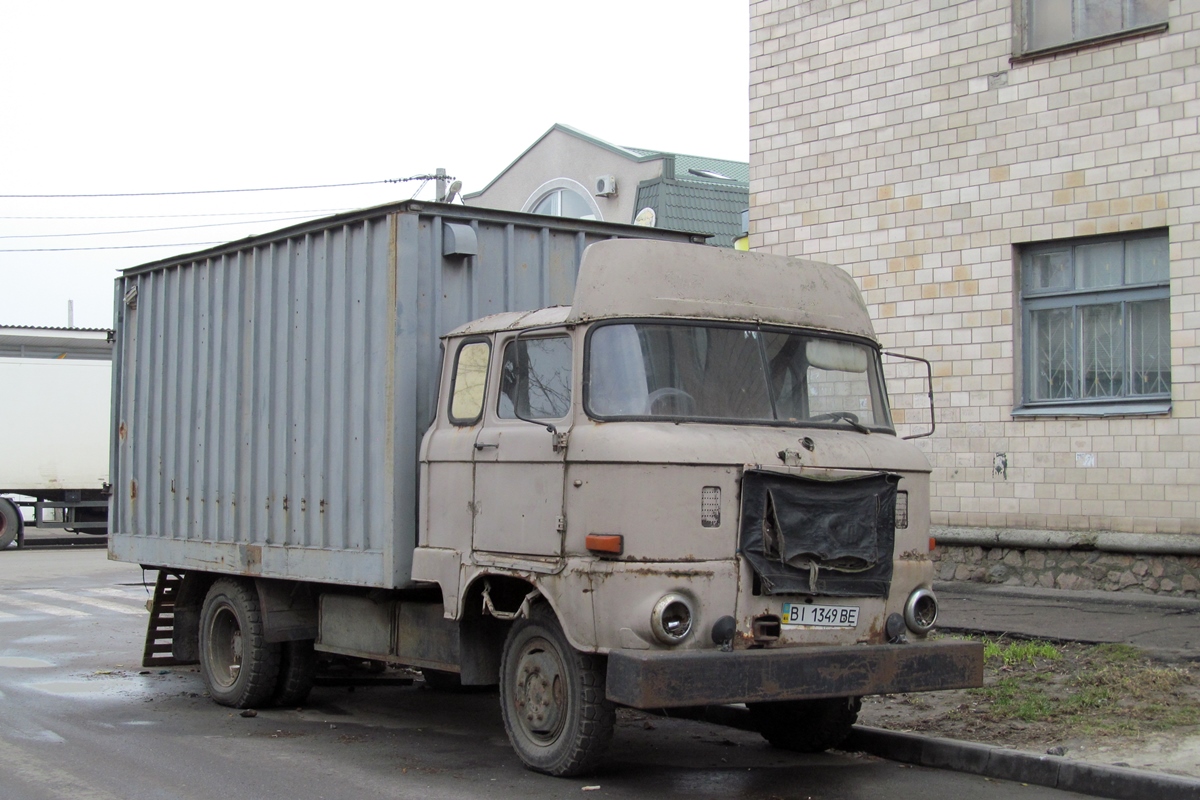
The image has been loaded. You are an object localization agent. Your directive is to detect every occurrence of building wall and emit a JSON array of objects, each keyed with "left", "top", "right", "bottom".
[
  {"left": 750, "top": 0, "right": 1200, "bottom": 538},
  {"left": 465, "top": 128, "right": 663, "bottom": 223}
]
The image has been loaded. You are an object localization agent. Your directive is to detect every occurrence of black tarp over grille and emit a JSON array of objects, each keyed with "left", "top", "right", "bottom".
[{"left": 739, "top": 470, "right": 899, "bottom": 597}]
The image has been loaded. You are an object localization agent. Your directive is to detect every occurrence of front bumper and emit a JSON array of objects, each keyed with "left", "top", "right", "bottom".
[{"left": 606, "top": 639, "right": 983, "bottom": 709}]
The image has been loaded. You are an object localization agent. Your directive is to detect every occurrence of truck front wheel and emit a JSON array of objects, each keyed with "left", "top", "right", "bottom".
[
  {"left": 748, "top": 696, "right": 861, "bottom": 753},
  {"left": 499, "top": 606, "right": 615, "bottom": 776},
  {"left": 0, "top": 499, "right": 21, "bottom": 550},
  {"left": 199, "top": 578, "right": 281, "bottom": 708}
]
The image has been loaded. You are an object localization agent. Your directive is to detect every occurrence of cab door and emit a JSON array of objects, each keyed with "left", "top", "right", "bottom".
[
  {"left": 471, "top": 332, "right": 573, "bottom": 558},
  {"left": 421, "top": 337, "right": 492, "bottom": 552}
]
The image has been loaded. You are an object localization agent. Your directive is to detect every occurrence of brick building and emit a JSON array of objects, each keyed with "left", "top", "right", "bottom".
[{"left": 750, "top": 0, "right": 1200, "bottom": 593}]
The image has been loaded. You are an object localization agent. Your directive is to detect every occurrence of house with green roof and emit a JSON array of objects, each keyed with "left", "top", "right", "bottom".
[{"left": 463, "top": 124, "right": 748, "bottom": 248}]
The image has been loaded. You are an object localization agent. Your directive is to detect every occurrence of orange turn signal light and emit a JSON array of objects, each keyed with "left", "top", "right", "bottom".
[{"left": 585, "top": 534, "right": 624, "bottom": 556}]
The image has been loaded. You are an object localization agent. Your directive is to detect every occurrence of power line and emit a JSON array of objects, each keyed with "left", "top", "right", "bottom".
[
  {"left": 0, "top": 174, "right": 454, "bottom": 200},
  {"left": 0, "top": 208, "right": 349, "bottom": 220},
  {"left": 0, "top": 241, "right": 225, "bottom": 253},
  {"left": 0, "top": 214, "right": 322, "bottom": 240}
]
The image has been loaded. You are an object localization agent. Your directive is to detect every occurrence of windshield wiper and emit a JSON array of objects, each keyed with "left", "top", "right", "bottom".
[{"left": 809, "top": 411, "right": 871, "bottom": 434}]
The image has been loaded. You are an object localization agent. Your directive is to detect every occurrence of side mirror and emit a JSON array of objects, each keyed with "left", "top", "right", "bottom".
[{"left": 882, "top": 351, "right": 935, "bottom": 440}]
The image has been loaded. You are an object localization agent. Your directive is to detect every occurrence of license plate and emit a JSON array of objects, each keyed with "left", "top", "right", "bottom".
[{"left": 781, "top": 602, "right": 859, "bottom": 628}]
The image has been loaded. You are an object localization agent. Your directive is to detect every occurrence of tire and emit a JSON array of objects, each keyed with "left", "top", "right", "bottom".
[
  {"left": 0, "top": 499, "right": 20, "bottom": 550},
  {"left": 272, "top": 639, "right": 317, "bottom": 707},
  {"left": 198, "top": 578, "right": 281, "bottom": 709},
  {"left": 499, "top": 606, "right": 615, "bottom": 777},
  {"left": 748, "top": 696, "right": 861, "bottom": 753}
]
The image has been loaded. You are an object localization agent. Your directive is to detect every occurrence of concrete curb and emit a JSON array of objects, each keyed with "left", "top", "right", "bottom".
[{"left": 844, "top": 725, "right": 1200, "bottom": 800}]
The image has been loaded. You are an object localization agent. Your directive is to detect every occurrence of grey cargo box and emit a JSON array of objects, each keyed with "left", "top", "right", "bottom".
[{"left": 108, "top": 201, "right": 703, "bottom": 588}]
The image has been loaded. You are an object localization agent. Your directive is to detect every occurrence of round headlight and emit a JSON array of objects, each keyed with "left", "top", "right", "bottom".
[
  {"left": 904, "top": 588, "right": 938, "bottom": 633},
  {"left": 651, "top": 593, "right": 694, "bottom": 644}
]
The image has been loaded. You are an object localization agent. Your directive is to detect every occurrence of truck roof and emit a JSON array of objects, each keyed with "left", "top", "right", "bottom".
[
  {"left": 445, "top": 306, "right": 573, "bottom": 337},
  {"left": 446, "top": 241, "right": 878, "bottom": 342}
]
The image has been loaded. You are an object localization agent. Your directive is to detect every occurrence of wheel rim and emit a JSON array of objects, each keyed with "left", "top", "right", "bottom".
[
  {"left": 512, "top": 636, "right": 567, "bottom": 744},
  {"left": 208, "top": 604, "right": 243, "bottom": 689}
]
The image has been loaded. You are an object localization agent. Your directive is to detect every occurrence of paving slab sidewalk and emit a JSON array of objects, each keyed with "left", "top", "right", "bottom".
[{"left": 934, "top": 581, "right": 1200, "bottom": 662}]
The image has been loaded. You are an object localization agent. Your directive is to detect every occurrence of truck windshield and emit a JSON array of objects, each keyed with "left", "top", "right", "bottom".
[{"left": 585, "top": 322, "right": 892, "bottom": 430}]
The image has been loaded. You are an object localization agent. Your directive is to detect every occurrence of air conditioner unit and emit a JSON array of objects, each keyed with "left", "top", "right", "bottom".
[{"left": 595, "top": 175, "right": 618, "bottom": 197}]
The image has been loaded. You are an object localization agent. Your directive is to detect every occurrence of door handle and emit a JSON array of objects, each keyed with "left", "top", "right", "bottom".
[{"left": 474, "top": 442, "right": 499, "bottom": 450}]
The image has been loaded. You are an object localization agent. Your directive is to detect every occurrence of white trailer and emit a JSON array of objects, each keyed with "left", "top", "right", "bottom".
[{"left": 0, "top": 326, "right": 112, "bottom": 549}]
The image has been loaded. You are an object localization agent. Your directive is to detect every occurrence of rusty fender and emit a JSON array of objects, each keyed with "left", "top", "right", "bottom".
[{"left": 605, "top": 639, "right": 983, "bottom": 709}]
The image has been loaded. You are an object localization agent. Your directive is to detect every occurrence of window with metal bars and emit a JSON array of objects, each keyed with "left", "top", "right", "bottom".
[{"left": 1018, "top": 231, "right": 1170, "bottom": 415}]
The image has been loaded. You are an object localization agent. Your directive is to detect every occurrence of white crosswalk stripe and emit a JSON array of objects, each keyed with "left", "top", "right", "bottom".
[
  {"left": 4, "top": 594, "right": 91, "bottom": 618},
  {"left": 24, "top": 589, "right": 144, "bottom": 616},
  {"left": 1, "top": 587, "right": 150, "bottom": 620},
  {"left": 89, "top": 587, "right": 152, "bottom": 602}
]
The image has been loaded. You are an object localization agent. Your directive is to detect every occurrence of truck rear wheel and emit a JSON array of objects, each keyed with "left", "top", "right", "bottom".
[
  {"left": 0, "top": 499, "right": 20, "bottom": 550},
  {"left": 272, "top": 639, "right": 317, "bottom": 707},
  {"left": 199, "top": 578, "right": 281, "bottom": 709},
  {"left": 748, "top": 696, "right": 861, "bottom": 753},
  {"left": 499, "top": 606, "right": 615, "bottom": 776}
]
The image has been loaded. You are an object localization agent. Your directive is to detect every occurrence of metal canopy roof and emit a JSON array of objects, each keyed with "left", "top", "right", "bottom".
[{"left": 0, "top": 326, "right": 114, "bottom": 360}]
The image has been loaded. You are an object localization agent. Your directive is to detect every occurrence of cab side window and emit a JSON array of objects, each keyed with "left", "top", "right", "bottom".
[
  {"left": 449, "top": 340, "right": 490, "bottom": 425},
  {"left": 498, "top": 336, "right": 572, "bottom": 421}
]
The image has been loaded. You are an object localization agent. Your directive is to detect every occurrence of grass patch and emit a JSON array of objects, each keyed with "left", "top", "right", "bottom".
[
  {"left": 864, "top": 636, "right": 1200, "bottom": 752},
  {"left": 965, "top": 638, "right": 1198, "bottom": 732},
  {"left": 1092, "top": 643, "right": 1143, "bottom": 663},
  {"left": 982, "top": 638, "right": 1062, "bottom": 667},
  {"left": 974, "top": 677, "right": 1058, "bottom": 721}
]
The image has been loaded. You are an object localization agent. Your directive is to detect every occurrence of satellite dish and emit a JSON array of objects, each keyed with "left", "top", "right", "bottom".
[{"left": 633, "top": 207, "right": 656, "bottom": 227}]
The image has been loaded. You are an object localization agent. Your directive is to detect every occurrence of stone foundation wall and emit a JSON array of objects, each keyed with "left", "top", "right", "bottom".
[{"left": 933, "top": 546, "right": 1200, "bottom": 597}]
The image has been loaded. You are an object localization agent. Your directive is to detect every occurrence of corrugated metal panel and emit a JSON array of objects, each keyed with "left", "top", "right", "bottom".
[{"left": 110, "top": 201, "right": 700, "bottom": 589}]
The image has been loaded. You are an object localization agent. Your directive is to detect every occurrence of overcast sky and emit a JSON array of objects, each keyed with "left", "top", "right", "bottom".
[{"left": 0, "top": 0, "right": 750, "bottom": 330}]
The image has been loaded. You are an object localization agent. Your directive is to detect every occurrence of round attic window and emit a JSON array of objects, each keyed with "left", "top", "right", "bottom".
[
  {"left": 532, "top": 188, "right": 595, "bottom": 220},
  {"left": 523, "top": 178, "right": 602, "bottom": 221}
]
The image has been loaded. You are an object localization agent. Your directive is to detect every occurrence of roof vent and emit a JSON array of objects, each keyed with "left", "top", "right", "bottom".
[{"left": 442, "top": 223, "right": 477, "bottom": 259}]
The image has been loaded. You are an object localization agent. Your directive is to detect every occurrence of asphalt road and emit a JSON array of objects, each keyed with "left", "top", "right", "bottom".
[{"left": 0, "top": 548, "right": 1096, "bottom": 800}]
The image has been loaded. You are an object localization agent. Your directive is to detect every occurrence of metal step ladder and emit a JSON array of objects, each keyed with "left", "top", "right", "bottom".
[{"left": 142, "top": 571, "right": 188, "bottom": 667}]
